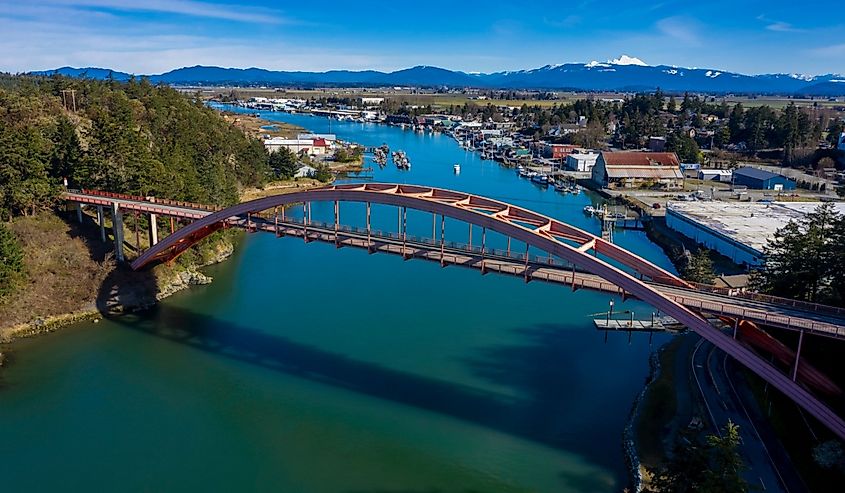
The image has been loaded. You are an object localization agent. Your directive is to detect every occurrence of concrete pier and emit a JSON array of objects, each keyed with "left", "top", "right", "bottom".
[
  {"left": 111, "top": 202, "right": 125, "bottom": 262},
  {"left": 75, "top": 203, "right": 83, "bottom": 223},
  {"left": 96, "top": 205, "right": 106, "bottom": 242},
  {"left": 149, "top": 213, "right": 158, "bottom": 246}
]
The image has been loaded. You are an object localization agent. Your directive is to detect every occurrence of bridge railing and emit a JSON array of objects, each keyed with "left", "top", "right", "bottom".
[
  {"left": 75, "top": 189, "right": 222, "bottom": 212},
  {"left": 651, "top": 275, "right": 845, "bottom": 318}
]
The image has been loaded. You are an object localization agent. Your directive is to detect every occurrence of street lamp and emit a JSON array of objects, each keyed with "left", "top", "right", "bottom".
[{"left": 609, "top": 299, "right": 615, "bottom": 318}]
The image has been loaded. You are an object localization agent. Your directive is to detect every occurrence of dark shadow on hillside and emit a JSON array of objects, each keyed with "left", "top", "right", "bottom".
[
  {"left": 58, "top": 211, "right": 159, "bottom": 314},
  {"left": 100, "top": 302, "right": 612, "bottom": 485}
]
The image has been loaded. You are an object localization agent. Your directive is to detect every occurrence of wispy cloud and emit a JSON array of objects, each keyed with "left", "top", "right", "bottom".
[
  {"left": 655, "top": 16, "right": 701, "bottom": 46},
  {"left": 34, "top": 0, "right": 292, "bottom": 24},
  {"left": 542, "top": 15, "right": 581, "bottom": 29},
  {"left": 756, "top": 15, "right": 804, "bottom": 33},
  {"left": 808, "top": 43, "right": 845, "bottom": 58}
]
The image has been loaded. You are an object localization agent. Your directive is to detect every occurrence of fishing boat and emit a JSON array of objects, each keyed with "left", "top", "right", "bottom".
[
  {"left": 583, "top": 205, "right": 597, "bottom": 215},
  {"left": 453, "top": 163, "right": 461, "bottom": 173},
  {"left": 554, "top": 181, "right": 569, "bottom": 192},
  {"left": 531, "top": 174, "right": 550, "bottom": 186}
]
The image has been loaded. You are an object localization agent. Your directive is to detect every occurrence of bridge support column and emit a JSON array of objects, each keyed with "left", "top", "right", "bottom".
[
  {"left": 402, "top": 206, "right": 408, "bottom": 259},
  {"left": 274, "top": 207, "right": 279, "bottom": 237},
  {"left": 792, "top": 329, "right": 805, "bottom": 382},
  {"left": 431, "top": 213, "right": 436, "bottom": 245},
  {"left": 111, "top": 202, "right": 125, "bottom": 263},
  {"left": 96, "top": 205, "right": 106, "bottom": 242},
  {"left": 170, "top": 217, "right": 175, "bottom": 235},
  {"left": 303, "top": 203, "right": 308, "bottom": 243},
  {"left": 440, "top": 214, "right": 445, "bottom": 267},
  {"left": 149, "top": 213, "right": 158, "bottom": 246},
  {"left": 366, "top": 202, "right": 372, "bottom": 253},
  {"left": 480, "top": 227, "right": 486, "bottom": 274},
  {"left": 524, "top": 243, "right": 530, "bottom": 283},
  {"left": 75, "top": 202, "right": 83, "bottom": 223},
  {"left": 507, "top": 237, "right": 511, "bottom": 257},
  {"left": 334, "top": 200, "right": 339, "bottom": 248},
  {"left": 733, "top": 318, "right": 739, "bottom": 339},
  {"left": 468, "top": 223, "right": 472, "bottom": 251}
]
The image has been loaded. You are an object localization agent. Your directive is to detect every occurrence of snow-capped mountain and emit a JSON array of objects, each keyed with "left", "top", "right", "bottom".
[{"left": 32, "top": 57, "right": 845, "bottom": 95}]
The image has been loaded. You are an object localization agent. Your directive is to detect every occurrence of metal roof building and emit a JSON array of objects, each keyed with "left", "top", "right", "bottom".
[
  {"left": 666, "top": 201, "right": 845, "bottom": 267},
  {"left": 732, "top": 167, "right": 796, "bottom": 190}
]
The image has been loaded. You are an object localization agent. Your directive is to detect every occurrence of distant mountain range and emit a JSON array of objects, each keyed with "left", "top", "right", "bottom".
[{"left": 31, "top": 56, "right": 845, "bottom": 96}]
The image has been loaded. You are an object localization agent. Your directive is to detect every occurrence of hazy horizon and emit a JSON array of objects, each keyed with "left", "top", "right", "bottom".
[{"left": 2, "top": 0, "right": 843, "bottom": 76}]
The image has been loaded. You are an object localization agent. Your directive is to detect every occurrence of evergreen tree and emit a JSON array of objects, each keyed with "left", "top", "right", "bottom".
[
  {"left": 268, "top": 148, "right": 298, "bottom": 179},
  {"left": 0, "top": 223, "right": 24, "bottom": 299},
  {"left": 683, "top": 249, "right": 715, "bottom": 284}
]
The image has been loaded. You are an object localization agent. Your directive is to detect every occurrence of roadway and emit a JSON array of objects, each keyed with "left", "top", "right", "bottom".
[
  {"left": 65, "top": 189, "right": 845, "bottom": 340},
  {"left": 692, "top": 337, "right": 808, "bottom": 492}
]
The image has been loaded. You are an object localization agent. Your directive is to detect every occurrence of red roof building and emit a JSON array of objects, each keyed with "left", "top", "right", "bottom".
[{"left": 592, "top": 152, "right": 684, "bottom": 189}]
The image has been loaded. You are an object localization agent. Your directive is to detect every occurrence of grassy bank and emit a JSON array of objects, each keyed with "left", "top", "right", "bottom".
[
  {"left": 0, "top": 211, "right": 237, "bottom": 344},
  {"left": 0, "top": 214, "right": 112, "bottom": 340},
  {"left": 636, "top": 336, "right": 684, "bottom": 468}
]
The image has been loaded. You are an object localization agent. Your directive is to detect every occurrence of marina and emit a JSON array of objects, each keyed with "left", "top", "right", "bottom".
[{"left": 3, "top": 103, "right": 679, "bottom": 493}]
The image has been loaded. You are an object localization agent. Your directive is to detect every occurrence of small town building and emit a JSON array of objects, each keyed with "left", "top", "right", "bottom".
[
  {"left": 732, "top": 167, "right": 796, "bottom": 191},
  {"left": 297, "top": 133, "right": 337, "bottom": 144},
  {"left": 565, "top": 153, "right": 598, "bottom": 172},
  {"left": 591, "top": 152, "right": 683, "bottom": 189},
  {"left": 666, "top": 201, "right": 845, "bottom": 267},
  {"left": 698, "top": 169, "right": 733, "bottom": 182},
  {"left": 648, "top": 136, "right": 666, "bottom": 152},
  {"left": 543, "top": 143, "right": 578, "bottom": 161},
  {"left": 361, "top": 97, "right": 384, "bottom": 105},
  {"left": 264, "top": 138, "right": 329, "bottom": 157},
  {"left": 294, "top": 165, "right": 317, "bottom": 178}
]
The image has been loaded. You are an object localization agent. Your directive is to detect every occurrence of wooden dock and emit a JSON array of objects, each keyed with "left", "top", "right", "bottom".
[{"left": 594, "top": 316, "right": 682, "bottom": 332}]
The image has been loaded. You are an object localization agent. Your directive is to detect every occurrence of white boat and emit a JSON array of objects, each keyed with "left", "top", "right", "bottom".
[
  {"left": 453, "top": 163, "right": 461, "bottom": 173},
  {"left": 583, "top": 205, "right": 596, "bottom": 215}
]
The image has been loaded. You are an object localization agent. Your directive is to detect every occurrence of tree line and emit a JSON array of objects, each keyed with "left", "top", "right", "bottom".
[
  {"left": 752, "top": 203, "right": 845, "bottom": 306},
  {"left": 0, "top": 74, "right": 275, "bottom": 220}
]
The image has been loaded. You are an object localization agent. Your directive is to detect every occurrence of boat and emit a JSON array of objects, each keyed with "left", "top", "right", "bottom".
[
  {"left": 453, "top": 163, "right": 461, "bottom": 173},
  {"left": 531, "top": 174, "right": 550, "bottom": 186},
  {"left": 554, "top": 182, "right": 569, "bottom": 192},
  {"left": 583, "top": 205, "right": 596, "bottom": 215}
]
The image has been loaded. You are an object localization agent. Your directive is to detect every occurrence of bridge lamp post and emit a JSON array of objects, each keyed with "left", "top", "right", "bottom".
[{"left": 609, "top": 299, "right": 614, "bottom": 319}]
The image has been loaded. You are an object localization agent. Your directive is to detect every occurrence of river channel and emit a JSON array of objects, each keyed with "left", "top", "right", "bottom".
[{"left": 0, "top": 105, "right": 676, "bottom": 492}]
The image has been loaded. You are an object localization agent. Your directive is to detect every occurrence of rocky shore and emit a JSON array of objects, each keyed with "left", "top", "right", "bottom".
[{"left": 0, "top": 235, "right": 235, "bottom": 346}]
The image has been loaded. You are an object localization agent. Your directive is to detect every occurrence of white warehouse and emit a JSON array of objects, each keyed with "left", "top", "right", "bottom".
[{"left": 666, "top": 201, "right": 845, "bottom": 267}]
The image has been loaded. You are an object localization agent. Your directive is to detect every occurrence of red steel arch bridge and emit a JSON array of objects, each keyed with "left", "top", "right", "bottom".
[{"left": 64, "top": 183, "right": 845, "bottom": 440}]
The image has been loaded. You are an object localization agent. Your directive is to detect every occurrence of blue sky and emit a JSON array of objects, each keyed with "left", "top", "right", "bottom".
[{"left": 1, "top": 0, "right": 843, "bottom": 75}]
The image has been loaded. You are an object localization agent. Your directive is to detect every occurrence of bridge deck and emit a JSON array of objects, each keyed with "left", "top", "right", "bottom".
[{"left": 65, "top": 190, "right": 845, "bottom": 339}]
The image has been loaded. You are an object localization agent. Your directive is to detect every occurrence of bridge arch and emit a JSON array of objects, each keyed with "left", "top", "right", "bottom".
[{"left": 132, "top": 183, "right": 845, "bottom": 439}]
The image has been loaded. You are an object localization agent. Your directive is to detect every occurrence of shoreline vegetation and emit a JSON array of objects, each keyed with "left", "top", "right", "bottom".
[{"left": 0, "top": 75, "right": 328, "bottom": 352}]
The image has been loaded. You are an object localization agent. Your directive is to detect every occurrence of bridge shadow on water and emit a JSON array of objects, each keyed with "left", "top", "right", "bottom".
[{"left": 96, "top": 270, "right": 614, "bottom": 489}]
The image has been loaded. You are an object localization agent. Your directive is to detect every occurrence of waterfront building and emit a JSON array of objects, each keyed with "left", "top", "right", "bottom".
[
  {"left": 543, "top": 143, "right": 578, "bottom": 161},
  {"left": 666, "top": 201, "right": 845, "bottom": 267},
  {"left": 731, "top": 167, "right": 796, "bottom": 191},
  {"left": 591, "top": 152, "right": 683, "bottom": 189},
  {"left": 264, "top": 137, "right": 330, "bottom": 156},
  {"left": 565, "top": 152, "right": 598, "bottom": 172},
  {"left": 297, "top": 133, "right": 337, "bottom": 144},
  {"left": 698, "top": 169, "right": 733, "bottom": 182}
]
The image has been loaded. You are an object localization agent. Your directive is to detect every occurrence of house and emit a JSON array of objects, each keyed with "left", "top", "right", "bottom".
[
  {"left": 264, "top": 138, "right": 329, "bottom": 157},
  {"left": 297, "top": 133, "right": 337, "bottom": 145},
  {"left": 361, "top": 97, "right": 384, "bottom": 105},
  {"left": 565, "top": 153, "right": 598, "bottom": 172},
  {"left": 591, "top": 152, "right": 684, "bottom": 189},
  {"left": 698, "top": 169, "right": 733, "bottom": 182},
  {"left": 543, "top": 143, "right": 578, "bottom": 161},
  {"left": 732, "top": 167, "right": 796, "bottom": 191},
  {"left": 648, "top": 136, "right": 666, "bottom": 152},
  {"left": 294, "top": 165, "right": 316, "bottom": 178}
]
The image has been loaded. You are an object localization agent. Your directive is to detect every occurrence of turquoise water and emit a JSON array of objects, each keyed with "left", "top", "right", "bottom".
[{"left": 0, "top": 106, "right": 676, "bottom": 492}]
